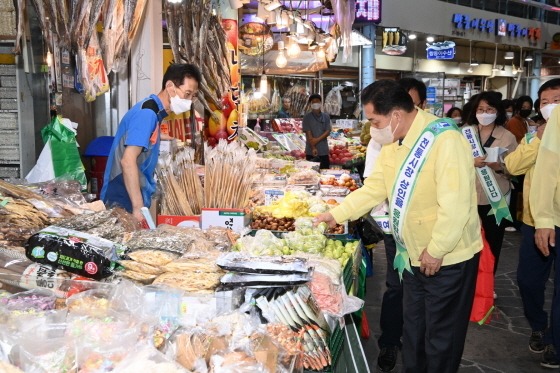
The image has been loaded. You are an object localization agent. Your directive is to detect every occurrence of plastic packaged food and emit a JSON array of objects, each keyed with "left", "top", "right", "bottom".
[
  {"left": 127, "top": 250, "right": 179, "bottom": 267},
  {"left": 25, "top": 226, "right": 123, "bottom": 280},
  {"left": 162, "top": 257, "right": 220, "bottom": 273},
  {"left": 153, "top": 272, "right": 222, "bottom": 293},
  {"left": 220, "top": 272, "right": 311, "bottom": 287},
  {"left": 67, "top": 289, "right": 110, "bottom": 312},
  {"left": 112, "top": 345, "right": 190, "bottom": 373},
  {"left": 124, "top": 228, "right": 194, "bottom": 254},
  {"left": 119, "top": 260, "right": 164, "bottom": 275},
  {"left": 288, "top": 170, "right": 320, "bottom": 185},
  {"left": 217, "top": 252, "right": 310, "bottom": 275},
  {"left": 0, "top": 288, "right": 56, "bottom": 313},
  {"left": 120, "top": 270, "right": 158, "bottom": 285}
]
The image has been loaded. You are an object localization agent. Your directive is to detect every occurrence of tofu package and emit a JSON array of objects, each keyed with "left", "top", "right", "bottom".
[{"left": 25, "top": 226, "right": 124, "bottom": 280}]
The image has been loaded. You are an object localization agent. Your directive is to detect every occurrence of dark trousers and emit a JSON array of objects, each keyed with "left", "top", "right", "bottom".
[
  {"left": 478, "top": 204, "right": 507, "bottom": 274},
  {"left": 509, "top": 176, "right": 524, "bottom": 229},
  {"left": 305, "top": 154, "right": 330, "bottom": 170},
  {"left": 402, "top": 253, "right": 479, "bottom": 373},
  {"left": 378, "top": 234, "right": 403, "bottom": 349},
  {"left": 518, "top": 225, "right": 560, "bottom": 350}
]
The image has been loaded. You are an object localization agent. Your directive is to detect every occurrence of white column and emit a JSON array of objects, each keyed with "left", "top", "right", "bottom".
[{"left": 130, "top": 0, "right": 164, "bottom": 105}]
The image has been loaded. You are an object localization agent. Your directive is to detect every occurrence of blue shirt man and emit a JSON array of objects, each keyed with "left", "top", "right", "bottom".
[{"left": 101, "top": 64, "right": 202, "bottom": 223}]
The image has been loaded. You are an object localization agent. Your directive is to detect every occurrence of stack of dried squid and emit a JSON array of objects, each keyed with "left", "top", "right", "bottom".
[{"left": 163, "top": 0, "right": 232, "bottom": 119}]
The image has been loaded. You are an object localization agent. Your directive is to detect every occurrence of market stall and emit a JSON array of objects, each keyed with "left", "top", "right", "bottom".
[{"left": 0, "top": 139, "right": 370, "bottom": 372}]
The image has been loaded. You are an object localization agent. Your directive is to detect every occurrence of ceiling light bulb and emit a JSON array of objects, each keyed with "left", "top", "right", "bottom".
[
  {"left": 260, "top": 75, "right": 268, "bottom": 94},
  {"left": 525, "top": 55, "right": 533, "bottom": 61},
  {"left": 467, "top": 67, "right": 473, "bottom": 73},
  {"left": 504, "top": 51, "right": 514, "bottom": 59},
  {"left": 317, "top": 48, "right": 326, "bottom": 59},
  {"left": 287, "top": 40, "right": 301, "bottom": 58},
  {"left": 46, "top": 52, "right": 53, "bottom": 67},
  {"left": 275, "top": 50, "right": 287, "bottom": 68},
  {"left": 408, "top": 33, "right": 417, "bottom": 40},
  {"left": 426, "top": 36, "right": 435, "bottom": 43}
]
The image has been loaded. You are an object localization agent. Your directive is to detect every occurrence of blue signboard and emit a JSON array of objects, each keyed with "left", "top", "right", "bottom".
[
  {"left": 426, "top": 42, "right": 455, "bottom": 60},
  {"left": 426, "top": 87, "right": 436, "bottom": 104}
]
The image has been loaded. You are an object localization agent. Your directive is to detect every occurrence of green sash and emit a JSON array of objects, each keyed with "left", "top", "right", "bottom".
[
  {"left": 390, "top": 118, "right": 459, "bottom": 280},
  {"left": 461, "top": 126, "right": 512, "bottom": 225}
]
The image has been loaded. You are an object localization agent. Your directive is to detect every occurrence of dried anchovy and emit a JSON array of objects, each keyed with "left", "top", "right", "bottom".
[
  {"left": 57, "top": 210, "right": 114, "bottom": 231},
  {"left": 125, "top": 229, "right": 195, "bottom": 254}
]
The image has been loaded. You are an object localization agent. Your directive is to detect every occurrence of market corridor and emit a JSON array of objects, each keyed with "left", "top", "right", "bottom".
[{"left": 362, "top": 230, "right": 553, "bottom": 373}]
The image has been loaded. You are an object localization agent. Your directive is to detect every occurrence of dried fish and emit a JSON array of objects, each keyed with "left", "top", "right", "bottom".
[{"left": 13, "top": 0, "right": 25, "bottom": 55}]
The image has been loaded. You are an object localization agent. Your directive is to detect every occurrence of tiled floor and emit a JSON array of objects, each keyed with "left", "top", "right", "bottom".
[{"left": 361, "top": 230, "right": 554, "bottom": 372}]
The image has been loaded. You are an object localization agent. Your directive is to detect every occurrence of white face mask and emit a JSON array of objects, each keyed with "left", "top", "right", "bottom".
[
  {"left": 311, "top": 103, "right": 322, "bottom": 110},
  {"left": 169, "top": 86, "right": 192, "bottom": 114},
  {"left": 506, "top": 112, "right": 513, "bottom": 120},
  {"left": 451, "top": 117, "right": 462, "bottom": 125},
  {"left": 371, "top": 113, "right": 400, "bottom": 145},
  {"left": 540, "top": 103, "right": 558, "bottom": 121},
  {"left": 476, "top": 113, "right": 497, "bottom": 126}
]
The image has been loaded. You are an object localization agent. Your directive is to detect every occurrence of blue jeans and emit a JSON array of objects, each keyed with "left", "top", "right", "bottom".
[{"left": 517, "top": 223, "right": 554, "bottom": 333}]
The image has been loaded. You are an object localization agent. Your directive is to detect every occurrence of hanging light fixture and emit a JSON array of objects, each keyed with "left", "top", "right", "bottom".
[
  {"left": 504, "top": 51, "right": 514, "bottom": 59},
  {"left": 46, "top": 51, "right": 53, "bottom": 67},
  {"left": 500, "top": 65, "right": 506, "bottom": 73},
  {"left": 525, "top": 54, "right": 533, "bottom": 61},
  {"left": 408, "top": 33, "right": 417, "bottom": 40},
  {"left": 275, "top": 41, "right": 287, "bottom": 68},
  {"left": 287, "top": 38, "right": 301, "bottom": 58},
  {"left": 426, "top": 35, "right": 435, "bottom": 43},
  {"left": 469, "top": 41, "right": 478, "bottom": 66}
]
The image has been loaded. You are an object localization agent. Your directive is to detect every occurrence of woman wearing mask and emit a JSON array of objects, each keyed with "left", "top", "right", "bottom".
[
  {"left": 467, "top": 92, "right": 518, "bottom": 275},
  {"left": 502, "top": 99, "right": 514, "bottom": 122},
  {"left": 507, "top": 96, "right": 536, "bottom": 144},
  {"left": 446, "top": 107, "right": 462, "bottom": 126}
]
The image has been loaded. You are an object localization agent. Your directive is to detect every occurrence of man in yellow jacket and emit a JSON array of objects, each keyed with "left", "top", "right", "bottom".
[
  {"left": 315, "top": 80, "right": 482, "bottom": 372},
  {"left": 528, "top": 78, "right": 560, "bottom": 369},
  {"left": 504, "top": 78, "right": 560, "bottom": 369}
]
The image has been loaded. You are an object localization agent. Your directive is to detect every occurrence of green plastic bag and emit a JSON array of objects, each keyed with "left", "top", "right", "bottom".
[{"left": 41, "top": 116, "right": 87, "bottom": 188}]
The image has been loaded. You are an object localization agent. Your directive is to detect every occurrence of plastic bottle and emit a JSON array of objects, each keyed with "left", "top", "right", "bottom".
[{"left": 254, "top": 118, "right": 261, "bottom": 132}]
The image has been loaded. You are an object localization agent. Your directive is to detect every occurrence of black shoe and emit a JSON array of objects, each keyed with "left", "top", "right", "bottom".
[
  {"left": 530, "top": 331, "right": 546, "bottom": 353},
  {"left": 541, "top": 345, "right": 560, "bottom": 369},
  {"left": 377, "top": 345, "right": 399, "bottom": 372}
]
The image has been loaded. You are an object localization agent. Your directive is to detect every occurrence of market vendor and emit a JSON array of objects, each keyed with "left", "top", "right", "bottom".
[
  {"left": 277, "top": 97, "right": 292, "bottom": 118},
  {"left": 303, "top": 94, "right": 331, "bottom": 169},
  {"left": 101, "top": 64, "right": 201, "bottom": 223},
  {"left": 314, "top": 80, "right": 482, "bottom": 372}
]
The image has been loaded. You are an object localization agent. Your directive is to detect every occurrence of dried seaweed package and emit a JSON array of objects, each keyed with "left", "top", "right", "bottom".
[{"left": 25, "top": 226, "right": 123, "bottom": 280}]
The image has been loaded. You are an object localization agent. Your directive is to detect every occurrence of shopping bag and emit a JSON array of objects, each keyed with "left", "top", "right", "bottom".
[
  {"left": 25, "top": 138, "right": 56, "bottom": 183},
  {"left": 41, "top": 116, "right": 87, "bottom": 189},
  {"left": 469, "top": 227, "right": 495, "bottom": 324}
]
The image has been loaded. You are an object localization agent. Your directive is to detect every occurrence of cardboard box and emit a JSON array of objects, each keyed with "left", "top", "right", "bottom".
[
  {"left": 201, "top": 208, "right": 251, "bottom": 232},
  {"left": 157, "top": 215, "right": 201, "bottom": 228}
]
